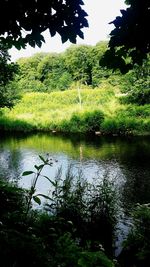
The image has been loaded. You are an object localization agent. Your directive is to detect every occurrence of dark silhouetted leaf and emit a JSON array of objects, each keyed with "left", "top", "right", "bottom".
[
  {"left": 33, "top": 195, "right": 41, "bottom": 205},
  {"left": 22, "top": 171, "right": 34, "bottom": 176}
]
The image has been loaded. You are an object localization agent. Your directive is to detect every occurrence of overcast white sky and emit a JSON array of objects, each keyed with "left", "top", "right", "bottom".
[{"left": 9, "top": 0, "right": 127, "bottom": 61}]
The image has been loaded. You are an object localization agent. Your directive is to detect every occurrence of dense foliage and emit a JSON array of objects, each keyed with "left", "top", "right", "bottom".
[
  {"left": 1, "top": 41, "right": 150, "bottom": 109},
  {"left": 0, "top": 88, "right": 149, "bottom": 135},
  {"left": 0, "top": 159, "right": 117, "bottom": 267},
  {"left": 16, "top": 42, "right": 112, "bottom": 92},
  {"left": 119, "top": 204, "right": 150, "bottom": 267},
  {"left": 0, "top": 0, "right": 149, "bottom": 72},
  {"left": 0, "top": 0, "right": 89, "bottom": 109},
  {"left": 14, "top": 42, "right": 149, "bottom": 104},
  {"left": 1, "top": 155, "right": 150, "bottom": 267},
  {"left": 0, "top": 0, "right": 88, "bottom": 49},
  {"left": 0, "top": 2, "right": 150, "bottom": 266},
  {"left": 0, "top": 42, "right": 149, "bottom": 134},
  {"left": 0, "top": 44, "right": 19, "bottom": 108},
  {"left": 102, "top": 0, "right": 150, "bottom": 72},
  {"left": 120, "top": 57, "right": 150, "bottom": 105}
]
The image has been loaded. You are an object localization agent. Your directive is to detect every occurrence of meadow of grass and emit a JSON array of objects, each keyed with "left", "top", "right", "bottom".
[{"left": 1, "top": 85, "right": 150, "bottom": 135}]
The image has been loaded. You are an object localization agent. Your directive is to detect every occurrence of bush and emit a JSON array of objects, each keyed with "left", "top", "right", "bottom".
[
  {"left": 60, "top": 110, "right": 104, "bottom": 133},
  {"left": 0, "top": 179, "right": 49, "bottom": 267},
  {"left": 0, "top": 116, "right": 35, "bottom": 132},
  {"left": 0, "top": 174, "right": 116, "bottom": 267},
  {"left": 83, "top": 110, "right": 104, "bottom": 132},
  {"left": 120, "top": 87, "right": 150, "bottom": 105},
  {"left": 101, "top": 117, "right": 139, "bottom": 135},
  {"left": 45, "top": 167, "right": 118, "bottom": 255},
  {"left": 120, "top": 204, "right": 150, "bottom": 267},
  {"left": 0, "top": 179, "right": 27, "bottom": 220},
  {"left": 18, "top": 78, "right": 47, "bottom": 92},
  {"left": 78, "top": 251, "right": 115, "bottom": 267}
]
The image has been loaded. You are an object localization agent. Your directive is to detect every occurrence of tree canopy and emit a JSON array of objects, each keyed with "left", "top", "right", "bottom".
[
  {"left": 16, "top": 42, "right": 115, "bottom": 92},
  {"left": 0, "top": 0, "right": 149, "bottom": 72},
  {"left": 101, "top": 0, "right": 150, "bottom": 72},
  {"left": 0, "top": 0, "right": 88, "bottom": 49},
  {"left": 0, "top": 0, "right": 88, "bottom": 108},
  {"left": 0, "top": 44, "right": 19, "bottom": 108},
  {"left": 0, "top": 0, "right": 150, "bottom": 109},
  {"left": 15, "top": 42, "right": 149, "bottom": 104}
]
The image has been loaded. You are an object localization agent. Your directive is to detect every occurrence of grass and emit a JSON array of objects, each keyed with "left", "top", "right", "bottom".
[
  {"left": 0, "top": 169, "right": 116, "bottom": 267},
  {"left": 1, "top": 86, "right": 150, "bottom": 135}
]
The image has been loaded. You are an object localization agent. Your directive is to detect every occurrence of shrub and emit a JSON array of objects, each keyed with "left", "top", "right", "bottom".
[
  {"left": 60, "top": 110, "right": 104, "bottom": 133},
  {"left": 78, "top": 251, "right": 115, "bottom": 267},
  {"left": 0, "top": 170, "right": 116, "bottom": 267},
  {"left": 120, "top": 87, "right": 150, "bottom": 105},
  {"left": 101, "top": 116, "right": 140, "bottom": 135},
  {"left": 83, "top": 110, "right": 104, "bottom": 132},
  {"left": 45, "top": 166, "right": 118, "bottom": 255},
  {"left": 0, "top": 116, "right": 35, "bottom": 132},
  {"left": 0, "top": 179, "right": 27, "bottom": 220},
  {"left": 120, "top": 204, "right": 150, "bottom": 267}
]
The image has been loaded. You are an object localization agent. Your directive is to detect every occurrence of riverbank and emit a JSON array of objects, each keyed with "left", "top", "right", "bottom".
[{"left": 0, "top": 88, "right": 150, "bottom": 135}]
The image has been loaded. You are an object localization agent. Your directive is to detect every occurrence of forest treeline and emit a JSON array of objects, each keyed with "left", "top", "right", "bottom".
[
  {"left": 0, "top": 42, "right": 150, "bottom": 135},
  {"left": 5, "top": 41, "right": 150, "bottom": 106}
]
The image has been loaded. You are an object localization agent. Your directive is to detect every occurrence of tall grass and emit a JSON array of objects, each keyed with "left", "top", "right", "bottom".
[
  {"left": 0, "top": 87, "right": 150, "bottom": 135},
  {"left": 0, "top": 174, "right": 115, "bottom": 267}
]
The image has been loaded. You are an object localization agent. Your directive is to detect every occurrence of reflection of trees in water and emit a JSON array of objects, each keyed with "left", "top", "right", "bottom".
[
  {"left": 0, "top": 134, "right": 149, "bottom": 212},
  {"left": 121, "top": 167, "right": 150, "bottom": 213},
  {"left": 118, "top": 147, "right": 150, "bottom": 213},
  {"left": 102, "top": 137, "right": 150, "bottom": 213},
  {"left": 0, "top": 149, "right": 22, "bottom": 182}
]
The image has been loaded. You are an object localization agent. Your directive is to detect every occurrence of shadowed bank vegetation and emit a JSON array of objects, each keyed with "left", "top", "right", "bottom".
[
  {"left": 1, "top": 154, "right": 150, "bottom": 267},
  {"left": 0, "top": 157, "right": 118, "bottom": 267}
]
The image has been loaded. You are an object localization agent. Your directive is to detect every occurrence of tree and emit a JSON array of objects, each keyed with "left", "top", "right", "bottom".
[
  {"left": 16, "top": 42, "right": 123, "bottom": 92},
  {"left": 0, "top": 44, "right": 19, "bottom": 108},
  {"left": 0, "top": 1, "right": 88, "bottom": 107},
  {"left": 37, "top": 53, "right": 73, "bottom": 91},
  {"left": 0, "top": 0, "right": 88, "bottom": 49},
  {"left": 121, "top": 56, "right": 150, "bottom": 104},
  {"left": 101, "top": 0, "right": 150, "bottom": 72},
  {"left": 0, "top": 45, "right": 17, "bottom": 85},
  {"left": 64, "top": 45, "right": 93, "bottom": 85},
  {"left": 90, "top": 41, "right": 113, "bottom": 87},
  {"left": 16, "top": 53, "right": 48, "bottom": 92}
]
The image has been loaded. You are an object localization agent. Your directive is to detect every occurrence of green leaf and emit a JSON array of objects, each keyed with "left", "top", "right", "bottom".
[
  {"left": 34, "top": 164, "right": 44, "bottom": 170},
  {"left": 33, "top": 195, "right": 41, "bottom": 205},
  {"left": 39, "top": 155, "right": 47, "bottom": 163},
  {"left": 42, "top": 175, "right": 56, "bottom": 186},
  {"left": 22, "top": 171, "right": 34, "bottom": 176},
  {"left": 36, "top": 194, "right": 53, "bottom": 201},
  {"left": 34, "top": 165, "right": 39, "bottom": 170}
]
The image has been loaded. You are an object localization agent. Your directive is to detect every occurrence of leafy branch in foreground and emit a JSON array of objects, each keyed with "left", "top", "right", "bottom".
[
  {"left": 101, "top": 1, "right": 150, "bottom": 72},
  {"left": 119, "top": 203, "right": 150, "bottom": 267},
  {"left": 22, "top": 154, "right": 55, "bottom": 216},
  {"left": 0, "top": 0, "right": 88, "bottom": 49}
]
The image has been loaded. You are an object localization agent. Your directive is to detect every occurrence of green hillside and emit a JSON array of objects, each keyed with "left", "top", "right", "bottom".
[{"left": 1, "top": 86, "right": 150, "bottom": 135}]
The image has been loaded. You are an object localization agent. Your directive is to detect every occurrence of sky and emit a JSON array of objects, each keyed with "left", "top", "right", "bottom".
[{"left": 9, "top": 0, "right": 127, "bottom": 62}]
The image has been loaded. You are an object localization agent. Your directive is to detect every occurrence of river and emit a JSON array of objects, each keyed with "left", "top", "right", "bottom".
[
  {"left": 0, "top": 132, "right": 150, "bottom": 255},
  {"left": 0, "top": 132, "right": 150, "bottom": 210}
]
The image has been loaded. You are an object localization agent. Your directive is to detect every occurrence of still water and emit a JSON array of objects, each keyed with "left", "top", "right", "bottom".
[
  {"left": 0, "top": 132, "right": 150, "bottom": 255},
  {"left": 0, "top": 132, "right": 150, "bottom": 210}
]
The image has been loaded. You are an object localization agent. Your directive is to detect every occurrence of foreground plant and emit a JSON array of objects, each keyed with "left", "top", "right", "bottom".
[
  {"left": 22, "top": 154, "right": 55, "bottom": 215},
  {"left": 119, "top": 203, "right": 150, "bottom": 267},
  {"left": 0, "top": 175, "right": 116, "bottom": 267}
]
